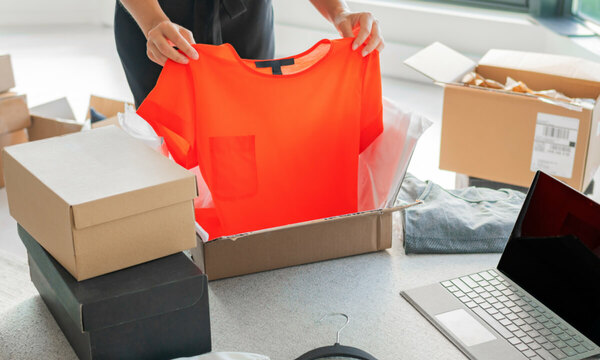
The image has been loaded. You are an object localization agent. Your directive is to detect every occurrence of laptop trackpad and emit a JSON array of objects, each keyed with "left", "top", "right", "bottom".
[{"left": 435, "top": 309, "right": 497, "bottom": 347}]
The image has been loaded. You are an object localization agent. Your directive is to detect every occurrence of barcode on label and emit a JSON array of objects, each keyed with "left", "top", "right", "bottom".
[
  {"left": 531, "top": 113, "right": 579, "bottom": 179},
  {"left": 542, "top": 126, "right": 569, "bottom": 139}
]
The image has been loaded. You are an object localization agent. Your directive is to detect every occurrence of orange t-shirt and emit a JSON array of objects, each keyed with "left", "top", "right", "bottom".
[{"left": 138, "top": 38, "right": 383, "bottom": 240}]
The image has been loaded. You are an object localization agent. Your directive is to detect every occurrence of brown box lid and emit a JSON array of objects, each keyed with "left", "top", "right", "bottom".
[
  {"left": 5, "top": 126, "right": 196, "bottom": 229},
  {"left": 0, "top": 128, "right": 28, "bottom": 188},
  {"left": 3, "top": 127, "right": 198, "bottom": 280},
  {"left": 0, "top": 97, "right": 30, "bottom": 135}
]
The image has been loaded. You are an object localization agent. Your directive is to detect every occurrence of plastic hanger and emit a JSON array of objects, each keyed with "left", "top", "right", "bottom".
[{"left": 295, "top": 313, "right": 378, "bottom": 360}]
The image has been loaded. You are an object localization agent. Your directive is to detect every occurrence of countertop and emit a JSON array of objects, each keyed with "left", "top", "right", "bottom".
[{"left": 0, "top": 215, "right": 501, "bottom": 360}]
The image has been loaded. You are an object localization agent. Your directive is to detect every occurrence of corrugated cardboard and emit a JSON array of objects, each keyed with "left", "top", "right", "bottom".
[
  {"left": 405, "top": 43, "right": 600, "bottom": 190},
  {"left": 0, "top": 128, "right": 28, "bottom": 187},
  {"left": 0, "top": 96, "right": 30, "bottom": 135},
  {"left": 28, "top": 98, "right": 83, "bottom": 141},
  {"left": 20, "top": 225, "right": 211, "bottom": 360},
  {"left": 192, "top": 203, "right": 417, "bottom": 280},
  {"left": 3, "top": 126, "right": 198, "bottom": 280},
  {"left": 0, "top": 55, "right": 15, "bottom": 93}
]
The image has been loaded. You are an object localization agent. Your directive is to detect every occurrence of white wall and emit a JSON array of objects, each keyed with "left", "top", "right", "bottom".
[
  {"left": 1, "top": 0, "right": 598, "bottom": 82},
  {"left": 0, "top": 0, "right": 113, "bottom": 26}
]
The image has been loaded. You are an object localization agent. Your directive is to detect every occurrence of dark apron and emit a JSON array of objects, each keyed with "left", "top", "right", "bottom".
[{"left": 114, "top": 0, "right": 275, "bottom": 107}]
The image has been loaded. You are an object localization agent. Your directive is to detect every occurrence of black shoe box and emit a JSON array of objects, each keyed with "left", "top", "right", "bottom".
[{"left": 18, "top": 224, "right": 211, "bottom": 360}]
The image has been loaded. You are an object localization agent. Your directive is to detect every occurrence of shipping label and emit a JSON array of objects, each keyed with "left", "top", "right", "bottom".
[{"left": 530, "top": 113, "right": 579, "bottom": 179}]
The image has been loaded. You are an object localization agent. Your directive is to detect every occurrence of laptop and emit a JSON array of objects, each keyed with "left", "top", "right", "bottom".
[{"left": 401, "top": 171, "right": 600, "bottom": 360}]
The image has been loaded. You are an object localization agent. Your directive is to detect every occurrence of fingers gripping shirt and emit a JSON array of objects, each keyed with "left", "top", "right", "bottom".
[{"left": 138, "top": 38, "right": 383, "bottom": 240}]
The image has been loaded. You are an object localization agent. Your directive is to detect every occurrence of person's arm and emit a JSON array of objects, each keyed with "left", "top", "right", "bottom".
[
  {"left": 119, "top": 0, "right": 199, "bottom": 65},
  {"left": 309, "top": 0, "right": 384, "bottom": 56}
]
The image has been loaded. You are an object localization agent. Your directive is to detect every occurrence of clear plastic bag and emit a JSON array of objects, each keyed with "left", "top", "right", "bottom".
[
  {"left": 118, "top": 103, "right": 164, "bottom": 152},
  {"left": 358, "top": 98, "right": 433, "bottom": 211}
]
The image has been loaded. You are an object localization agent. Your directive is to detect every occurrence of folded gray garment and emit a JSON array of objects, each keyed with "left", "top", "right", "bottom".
[{"left": 397, "top": 173, "right": 526, "bottom": 254}]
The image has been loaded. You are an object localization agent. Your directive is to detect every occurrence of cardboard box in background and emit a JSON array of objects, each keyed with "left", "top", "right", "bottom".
[
  {"left": 28, "top": 98, "right": 83, "bottom": 141},
  {"left": 3, "top": 126, "right": 198, "bottom": 280},
  {"left": 405, "top": 43, "right": 600, "bottom": 191},
  {"left": 0, "top": 94, "right": 30, "bottom": 188},
  {"left": 0, "top": 96, "right": 30, "bottom": 135},
  {"left": 0, "top": 55, "right": 16, "bottom": 93},
  {"left": 88, "top": 94, "right": 131, "bottom": 129},
  {"left": 19, "top": 225, "right": 211, "bottom": 360},
  {"left": 28, "top": 95, "right": 131, "bottom": 139},
  {"left": 0, "top": 129, "right": 27, "bottom": 187}
]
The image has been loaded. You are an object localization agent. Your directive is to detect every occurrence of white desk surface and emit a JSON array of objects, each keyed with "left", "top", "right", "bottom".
[{"left": 0, "top": 218, "right": 501, "bottom": 360}]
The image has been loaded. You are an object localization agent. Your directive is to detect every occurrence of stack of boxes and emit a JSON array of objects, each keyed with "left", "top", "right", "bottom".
[
  {"left": 2, "top": 126, "right": 212, "bottom": 359},
  {"left": 0, "top": 55, "right": 29, "bottom": 188}
]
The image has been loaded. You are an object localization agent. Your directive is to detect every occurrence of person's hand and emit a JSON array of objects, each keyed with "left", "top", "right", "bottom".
[
  {"left": 333, "top": 11, "right": 384, "bottom": 56},
  {"left": 146, "top": 20, "right": 199, "bottom": 66}
]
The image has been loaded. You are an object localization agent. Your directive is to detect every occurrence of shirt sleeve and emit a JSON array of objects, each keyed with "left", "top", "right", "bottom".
[
  {"left": 137, "top": 60, "right": 197, "bottom": 169},
  {"left": 359, "top": 50, "right": 383, "bottom": 153}
]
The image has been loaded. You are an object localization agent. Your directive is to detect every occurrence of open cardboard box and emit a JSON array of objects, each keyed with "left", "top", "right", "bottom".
[
  {"left": 28, "top": 95, "right": 131, "bottom": 141},
  {"left": 405, "top": 42, "right": 600, "bottom": 191},
  {"left": 88, "top": 94, "right": 132, "bottom": 129},
  {"left": 28, "top": 97, "right": 83, "bottom": 141},
  {"left": 190, "top": 99, "right": 429, "bottom": 280}
]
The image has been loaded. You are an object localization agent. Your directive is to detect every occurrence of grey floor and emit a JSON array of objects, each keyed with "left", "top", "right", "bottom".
[{"left": 0, "top": 24, "right": 455, "bottom": 260}]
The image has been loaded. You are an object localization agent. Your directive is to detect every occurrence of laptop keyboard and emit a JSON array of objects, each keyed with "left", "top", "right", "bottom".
[{"left": 441, "top": 270, "right": 597, "bottom": 360}]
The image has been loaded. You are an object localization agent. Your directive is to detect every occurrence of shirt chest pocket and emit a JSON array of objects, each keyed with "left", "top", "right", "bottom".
[{"left": 208, "top": 135, "right": 258, "bottom": 200}]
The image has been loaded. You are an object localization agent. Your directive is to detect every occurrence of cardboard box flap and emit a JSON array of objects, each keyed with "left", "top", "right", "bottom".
[
  {"left": 4, "top": 126, "right": 197, "bottom": 229},
  {"left": 30, "top": 97, "right": 76, "bottom": 120},
  {"left": 87, "top": 95, "right": 129, "bottom": 120},
  {"left": 19, "top": 225, "right": 206, "bottom": 332},
  {"left": 199, "top": 200, "right": 422, "bottom": 243},
  {"left": 479, "top": 49, "right": 600, "bottom": 84},
  {"left": 404, "top": 42, "right": 476, "bottom": 84},
  {"left": 28, "top": 116, "right": 83, "bottom": 141},
  {"left": 381, "top": 200, "right": 422, "bottom": 214},
  {"left": 0, "top": 97, "right": 30, "bottom": 135},
  {"left": 29, "top": 98, "right": 82, "bottom": 141}
]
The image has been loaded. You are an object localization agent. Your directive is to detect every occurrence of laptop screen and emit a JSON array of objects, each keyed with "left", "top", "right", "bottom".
[{"left": 497, "top": 172, "right": 600, "bottom": 346}]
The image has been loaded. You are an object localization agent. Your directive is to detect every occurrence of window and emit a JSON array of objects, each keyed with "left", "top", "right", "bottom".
[
  {"left": 418, "top": 0, "right": 529, "bottom": 12},
  {"left": 573, "top": 0, "right": 600, "bottom": 25}
]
